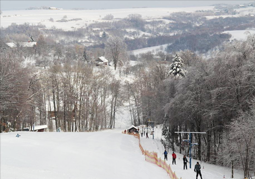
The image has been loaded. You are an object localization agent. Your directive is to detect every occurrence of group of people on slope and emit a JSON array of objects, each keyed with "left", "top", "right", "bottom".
[{"left": 163, "top": 150, "right": 203, "bottom": 179}]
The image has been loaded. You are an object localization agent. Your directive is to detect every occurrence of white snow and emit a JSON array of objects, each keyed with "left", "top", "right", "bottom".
[
  {"left": 1, "top": 124, "right": 244, "bottom": 179},
  {"left": 205, "top": 15, "right": 241, "bottom": 19},
  {"left": 223, "top": 30, "right": 255, "bottom": 41},
  {"left": 6, "top": 42, "right": 37, "bottom": 48},
  {"left": 1, "top": 130, "right": 170, "bottom": 179}
]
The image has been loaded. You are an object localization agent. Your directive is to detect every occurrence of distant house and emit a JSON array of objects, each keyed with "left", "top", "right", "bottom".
[
  {"left": 127, "top": 125, "right": 139, "bottom": 134},
  {"left": 95, "top": 56, "right": 108, "bottom": 66},
  {"left": 6, "top": 42, "right": 37, "bottom": 48},
  {"left": 23, "top": 125, "right": 48, "bottom": 132},
  {"left": 49, "top": 7, "right": 58, "bottom": 10}
]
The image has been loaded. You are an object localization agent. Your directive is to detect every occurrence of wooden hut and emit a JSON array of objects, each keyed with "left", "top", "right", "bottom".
[{"left": 127, "top": 125, "right": 138, "bottom": 134}]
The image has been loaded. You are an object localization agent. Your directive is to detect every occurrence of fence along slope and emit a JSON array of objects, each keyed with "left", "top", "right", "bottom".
[{"left": 123, "top": 132, "right": 180, "bottom": 179}]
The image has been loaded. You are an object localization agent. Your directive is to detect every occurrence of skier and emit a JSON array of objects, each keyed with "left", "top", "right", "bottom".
[
  {"left": 194, "top": 162, "right": 202, "bottom": 179},
  {"left": 164, "top": 149, "right": 168, "bottom": 160},
  {"left": 172, "top": 152, "right": 177, "bottom": 165},
  {"left": 183, "top": 155, "right": 188, "bottom": 169}
]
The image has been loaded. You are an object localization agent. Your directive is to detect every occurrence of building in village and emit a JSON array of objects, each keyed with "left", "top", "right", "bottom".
[{"left": 95, "top": 56, "right": 109, "bottom": 66}]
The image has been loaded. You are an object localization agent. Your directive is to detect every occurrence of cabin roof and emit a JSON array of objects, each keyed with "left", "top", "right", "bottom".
[
  {"left": 127, "top": 125, "right": 138, "bottom": 130},
  {"left": 98, "top": 56, "right": 108, "bottom": 63}
]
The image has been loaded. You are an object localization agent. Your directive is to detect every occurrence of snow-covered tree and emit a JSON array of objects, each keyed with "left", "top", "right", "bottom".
[
  {"left": 168, "top": 54, "right": 186, "bottom": 78},
  {"left": 227, "top": 109, "right": 255, "bottom": 178}
]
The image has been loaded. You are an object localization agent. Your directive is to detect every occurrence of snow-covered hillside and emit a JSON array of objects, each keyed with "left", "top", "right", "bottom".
[
  {"left": 1, "top": 130, "right": 169, "bottom": 179},
  {"left": 0, "top": 7, "right": 214, "bottom": 30},
  {"left": 1, "top": 127, "right": 244, "bottom": 179}
]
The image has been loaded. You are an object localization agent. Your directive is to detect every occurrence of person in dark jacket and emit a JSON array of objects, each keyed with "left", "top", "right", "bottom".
[
  {"left": 183, "top": 155, "right": 188, "bottom": 169},
  {"left": 194, "top": 162, "right": 202, "bottom": 179},
  {"left": 172, "top": 152, "right": 177, "bottom": 164},
  {"left": 164, "top": 150, "right": 168, "bottom": 160}
]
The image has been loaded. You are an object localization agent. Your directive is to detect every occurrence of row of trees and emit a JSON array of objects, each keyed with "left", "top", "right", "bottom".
[{"left": 42, "top": 61, "right": 122, "bottom": 131}]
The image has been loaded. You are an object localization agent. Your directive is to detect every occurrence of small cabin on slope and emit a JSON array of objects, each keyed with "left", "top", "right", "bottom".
[
  {"left": 32, "top": 125, "right": 48, "bottom": 132},
  {"left": 23, "top": 125, "right": 48, "bottom": 132},
  {"left": 127, "top": 125, "right": 139, "bottom": 134}
]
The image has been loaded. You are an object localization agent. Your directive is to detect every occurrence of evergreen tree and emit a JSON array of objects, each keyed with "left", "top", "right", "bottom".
[{"left": 168, "top": 54, "right": 186, "bottom": 78}]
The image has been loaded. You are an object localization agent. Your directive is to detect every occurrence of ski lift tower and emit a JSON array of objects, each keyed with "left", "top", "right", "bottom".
[{"left": 175, "top": 131, "right": 206, "bottom": 169}]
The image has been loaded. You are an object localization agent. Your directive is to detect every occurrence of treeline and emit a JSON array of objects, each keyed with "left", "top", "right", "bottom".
[
  {"left": 166, "top": 33, "right": 231, "bottom": 53},
  {"left": 126, "top": 35, "right": 255, "bottom": 178}
]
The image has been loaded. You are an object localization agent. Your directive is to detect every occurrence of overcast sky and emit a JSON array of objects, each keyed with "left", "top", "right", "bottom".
[{"left": 1, "top": 1, "right": 253, "bottom": 11}]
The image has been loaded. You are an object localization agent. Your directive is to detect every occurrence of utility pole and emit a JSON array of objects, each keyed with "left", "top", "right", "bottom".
[{"left": 175, "top": 132, "right": 206, "bottom": 169}]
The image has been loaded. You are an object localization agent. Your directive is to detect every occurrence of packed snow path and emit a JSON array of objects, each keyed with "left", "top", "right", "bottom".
[{"left": 1, "top": 130, "right": 170, "bottom": 179}]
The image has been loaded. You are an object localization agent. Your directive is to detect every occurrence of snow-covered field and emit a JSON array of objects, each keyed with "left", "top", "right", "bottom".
[
  {"left": 223, "top": 30, "right": 255, "bottom": 41},
  {"left": 1, "top": 7, "right": 214, "bottom": 30},
  {"left": 1, "top": 125, "right": 244, "bottom": 179}
]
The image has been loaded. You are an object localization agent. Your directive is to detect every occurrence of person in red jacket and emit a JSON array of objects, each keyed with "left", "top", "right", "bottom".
[{"left": 172, "top": 152, "right": 177, "bottom": 165}]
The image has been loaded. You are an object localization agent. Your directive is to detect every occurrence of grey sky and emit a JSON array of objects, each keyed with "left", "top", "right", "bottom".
[{"left": 1, "top": 1, "right": 253, "bottom": 11}]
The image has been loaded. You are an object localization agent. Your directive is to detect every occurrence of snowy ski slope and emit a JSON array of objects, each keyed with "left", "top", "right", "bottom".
[{"left": 1, "top": 126, "right": 244, "bottom": 179}]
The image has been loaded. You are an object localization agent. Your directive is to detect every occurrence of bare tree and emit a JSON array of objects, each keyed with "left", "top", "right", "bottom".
[
  {"left": 227, "top": 109, "right": 255, "bottom": 178},
  {"left": 0, "top": 55, "right": 31, "bottom": 132},
  {"left": 105, "top": 36, "right": 128, "bottom": 70}
]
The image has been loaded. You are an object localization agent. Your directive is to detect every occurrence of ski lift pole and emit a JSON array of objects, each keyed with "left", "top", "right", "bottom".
[
  {"left": 189, "top": 133, "right": 192, "bottom": 169},
  {"left": 175, "top": 131, "right": 206, "bottom": 169}
]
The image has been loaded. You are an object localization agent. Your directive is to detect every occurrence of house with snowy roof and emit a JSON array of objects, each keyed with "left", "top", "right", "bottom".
[
  {"left": 127, "top": 125, "right": 139, "bottom": 134},
  {"left": 95, "top": 56, "right": 108, "bottom": 66},
  {"left": 23, "top": 125, "right": 48, "bottom": 132}
]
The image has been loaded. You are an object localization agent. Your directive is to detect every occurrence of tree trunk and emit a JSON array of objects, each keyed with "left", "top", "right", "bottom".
[
  {"left": 206, "top": 129, "right": 211, "bottom": 162},
  {"left": 52, "top": 88, "right": 58, "bottom": 130},
  {"left": 244, "top": 146, "right": 249, "bottom": 178}
]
